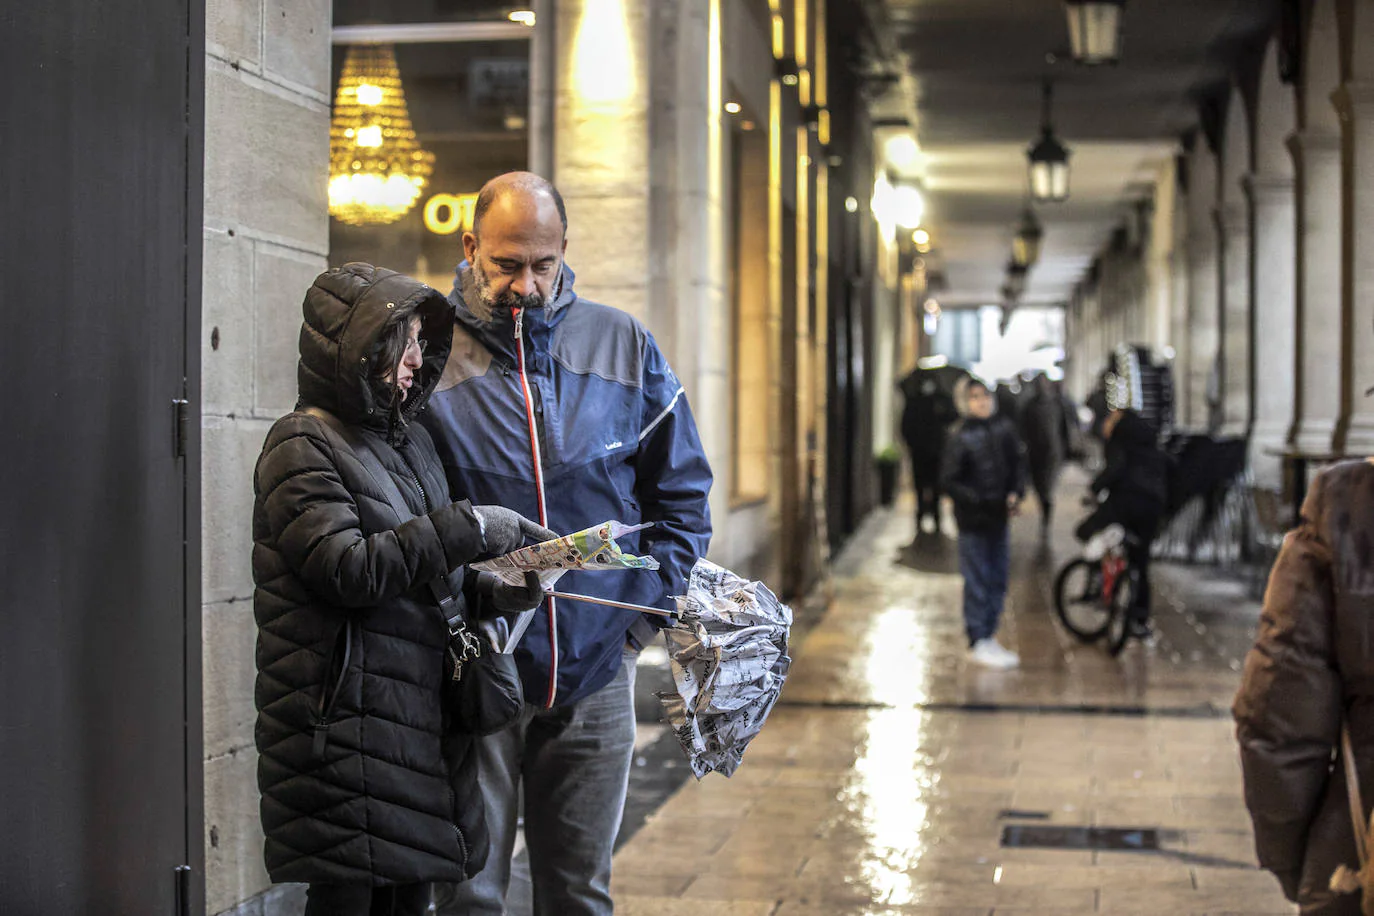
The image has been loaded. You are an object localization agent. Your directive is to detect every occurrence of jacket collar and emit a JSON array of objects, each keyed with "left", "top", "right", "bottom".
[{"left": 448, "top": 261, "right": 577, "bottom": 360}]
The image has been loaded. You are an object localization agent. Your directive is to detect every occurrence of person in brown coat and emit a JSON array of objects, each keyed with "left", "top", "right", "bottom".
[{"left": 1234, "top": 460, "right": 1374, "bottom": 914}]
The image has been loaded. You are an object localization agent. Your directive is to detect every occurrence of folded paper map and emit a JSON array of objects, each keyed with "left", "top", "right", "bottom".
[{"left": 471, "top": 520, "right": 659, "bottom": 651}]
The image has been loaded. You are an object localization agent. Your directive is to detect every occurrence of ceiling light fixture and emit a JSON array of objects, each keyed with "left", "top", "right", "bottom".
[
  {"left": 1012, "top": 207, "right": 1044, "bottom": 267},
  {"left": 1065, "top": 0, "right": 1125, "bottom": 65},
  {"left": 508, "top": 10, "right": 536, "bottom": 27},
  {"left": 328, "top": 44, "right": 435, "bottom": 226},
  {"left": 1005, "top": 261, "right": 1028, "bottom": 300},
  {"left": 1027, "top": 79, "right": 1071, "bottom": 203},
  {"left": 724, "top": 100, "right": 742, "bottom": 114}
]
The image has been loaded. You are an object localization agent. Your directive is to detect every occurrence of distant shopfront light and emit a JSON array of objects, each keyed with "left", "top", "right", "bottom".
[
  {"left": 508, "top": 9, "right": 536, "bottom": 27},
  {"left": 884, "top": 134, "right": 919, "bottom": 169},
  {"left": 1027, "top": 80, "right": 1071, "bottom": 203},
  {"left": 1065, "top": 0, "right": 1125, "bottom": 65},
  {"left": 328, "top": 44, "right": 434, "bottom": 226},
  {"left": 872, "top": 174, "right": 924, "bottom": 236}
]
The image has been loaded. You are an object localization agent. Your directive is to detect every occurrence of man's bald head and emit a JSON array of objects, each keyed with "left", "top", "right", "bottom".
[
  {"left": 471, "top": 171, "right": 567, "bottom": 240},
  {"left": 461, "top": 172, "right": 569, "bottom": 319}
]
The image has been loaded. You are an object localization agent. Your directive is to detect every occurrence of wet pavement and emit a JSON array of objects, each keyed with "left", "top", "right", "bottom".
[{"left": 607, "top": 470, "right": 1295, "bottom": 915}]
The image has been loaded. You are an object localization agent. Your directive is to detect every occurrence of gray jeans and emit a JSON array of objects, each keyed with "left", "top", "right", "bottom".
[{"left": 435, "top": 649, "right": 638, "bottom": 916}]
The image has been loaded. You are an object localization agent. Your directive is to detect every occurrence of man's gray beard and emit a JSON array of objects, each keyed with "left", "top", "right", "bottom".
[{"left": 461, "top": 261, "right": 558, "bottom": 324}]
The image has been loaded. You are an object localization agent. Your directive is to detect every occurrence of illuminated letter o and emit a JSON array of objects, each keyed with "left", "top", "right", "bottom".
[{"left": 424, "top": 194, "right": 464, "bottom": 235}]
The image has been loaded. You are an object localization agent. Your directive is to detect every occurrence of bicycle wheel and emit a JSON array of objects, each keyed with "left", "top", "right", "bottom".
[
  {"left": 1105, "top": 567, "right": 1139, "bottom": 657},
  {"left": 1054, "top": 559, "right": 1111, "bottom": 642}
]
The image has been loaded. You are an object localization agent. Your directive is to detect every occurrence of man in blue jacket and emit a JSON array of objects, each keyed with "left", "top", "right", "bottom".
[{"left": 422, "top": 172, "right": 713, "bottom": 915}]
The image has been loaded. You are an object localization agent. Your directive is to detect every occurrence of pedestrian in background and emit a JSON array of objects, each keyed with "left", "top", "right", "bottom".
[
  {"left": 941, "top": 376, "right": 1026, "bottom": 670},
  {"left": 1019, "top": 373, "right": 1068, "bottom": 536},
  {"left": 899, "top": 367, "right": 959, "bottom": 538}
]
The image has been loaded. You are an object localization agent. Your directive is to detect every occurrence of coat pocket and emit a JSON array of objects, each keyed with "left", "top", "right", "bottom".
[{"left": 312, "top": 619, "right": 355, "bottom": 758}]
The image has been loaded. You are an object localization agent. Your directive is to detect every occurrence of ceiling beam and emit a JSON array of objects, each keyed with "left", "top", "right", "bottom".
[{"left": 332, "top": 22, "right": 533, "bottom": 45}]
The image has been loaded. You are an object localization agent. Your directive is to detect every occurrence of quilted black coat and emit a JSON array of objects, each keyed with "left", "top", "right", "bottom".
[{"left": 252, "top": 264, "right": 488, "bottom": 886}]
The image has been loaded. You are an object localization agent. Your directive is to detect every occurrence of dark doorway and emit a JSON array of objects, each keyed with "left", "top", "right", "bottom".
[{"left": 0, "top": 1, "right": 204, "bottom": 914}]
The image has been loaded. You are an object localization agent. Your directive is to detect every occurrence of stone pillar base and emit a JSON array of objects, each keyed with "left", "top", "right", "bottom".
[
  {"left": 1342, "top": 415, "right": 1374, "bottom": 457},
  {"left": 1249, "top": 419, "right": 1290, "bottom": 488},
  {"left": 1296, "top": 417, "right": 1338, "bottom": 455}
]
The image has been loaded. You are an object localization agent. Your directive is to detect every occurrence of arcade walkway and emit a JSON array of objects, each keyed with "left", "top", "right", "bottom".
[{"left": 609, "top": 471, "right": 1293, "bottom": 915}]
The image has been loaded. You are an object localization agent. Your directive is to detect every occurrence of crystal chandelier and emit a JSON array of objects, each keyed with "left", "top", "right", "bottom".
[{"left": 328, "top": 44, "right": 435, "bottom": 226}]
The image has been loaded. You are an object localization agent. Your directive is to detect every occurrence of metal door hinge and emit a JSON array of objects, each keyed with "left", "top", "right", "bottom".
[
  {"left": 174, "top": 865, "right": 192, "bottom": 916},
  {"left": 172, "top": 398, "right": 189, "bottom": 460}
]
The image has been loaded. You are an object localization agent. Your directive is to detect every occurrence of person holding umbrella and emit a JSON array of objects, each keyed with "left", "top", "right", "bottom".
[
  {"left": 421, "top": 173, "right": 713, "bottom": 916},
  {"left": 1019, "top": 373, "right": 1069, "bottom": 535},
  {"left": 899, "top": 366, "right": 961, "bottom": 538}
]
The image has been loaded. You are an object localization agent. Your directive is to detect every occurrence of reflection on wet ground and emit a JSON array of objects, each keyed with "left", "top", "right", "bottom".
[{"left": 610, "top": 472, "right": 1295, "bottom": 915}]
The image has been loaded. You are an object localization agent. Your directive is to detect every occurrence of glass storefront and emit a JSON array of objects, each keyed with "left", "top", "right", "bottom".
[{"left": 329, "top": 1, "right": 535, "bottom": 290}]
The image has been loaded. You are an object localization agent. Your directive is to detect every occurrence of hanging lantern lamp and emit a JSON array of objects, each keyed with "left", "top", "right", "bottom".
[
  {"left": 1012, "top": 206, "right": 1044, "bottom": 267},
  {"left": 328, "top": 43, "right": 435, "bottom": 226},
  {"left": 1028, "top": 80, "right": 1071, "bottom": 203},
  {"left": 1065, "top": 0, "right": 1126, "bottom": 66}
]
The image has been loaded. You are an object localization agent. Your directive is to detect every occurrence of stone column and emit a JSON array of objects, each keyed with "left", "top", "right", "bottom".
[
  {"left": 1185, "top": 224, "right": 1221, "bottom": 431},
  {"left": 553, "top": 0, "right": 653, "bottom": 322},
  {"left": 1335, "top": 82, "right": 1374, "bottom": 454},
  {"left": 202, "top": 0, "right": 331, "bottom": 913},
  {"left": 1245, "top": 173, "right": 1298, "bottom": 486},
  {"left": 527, "top": 0, "right": 557, "bottom": 178},
  {"left": 1288, "top": 128, "right": 1344, "bottom": 453},
  {"left": 1216, "top": 200, "right": 1251, "bottom": 435}
]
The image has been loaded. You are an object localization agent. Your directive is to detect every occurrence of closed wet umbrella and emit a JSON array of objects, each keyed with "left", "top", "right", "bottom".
[{"left": 656, "top": 559, "right": 794, "bottom": 778}]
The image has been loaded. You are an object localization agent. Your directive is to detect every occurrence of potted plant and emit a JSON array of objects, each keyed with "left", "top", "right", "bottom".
[{"left": 875, "top": 445, "right": 901, "bottom": 506}]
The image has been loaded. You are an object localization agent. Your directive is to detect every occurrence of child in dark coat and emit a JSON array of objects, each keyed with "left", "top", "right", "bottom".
[{"left": 940, "top": 377, "right": 1026, "bottom": 669}]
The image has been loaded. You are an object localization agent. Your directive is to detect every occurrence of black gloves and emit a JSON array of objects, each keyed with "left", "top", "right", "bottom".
[
  {"left": 475, "top": 571, "right": 546, "bottom": 617},
  {"left": 471, "top": 505, "right": 558, "bottom": 555}
]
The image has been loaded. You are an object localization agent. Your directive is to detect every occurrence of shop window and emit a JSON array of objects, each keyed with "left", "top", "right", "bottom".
[
  {"left": 730, "top": 121, "right": 772, "bottom": 506},
  {"left": 329, "top": 2, "right": 535, "bottom": 288}
]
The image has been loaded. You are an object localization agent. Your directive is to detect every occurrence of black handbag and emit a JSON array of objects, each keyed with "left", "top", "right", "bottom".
[
  {"left": 434, "top": 584, "right": 525, "bottom": 736},
  {"left": 303, "top": 407, "right": 525, "bottom": 736}
]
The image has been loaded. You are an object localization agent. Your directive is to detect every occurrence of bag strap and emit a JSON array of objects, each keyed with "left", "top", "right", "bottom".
[
  {"left": 1344, "top": 724, "right": 1370, "bottom": 868},
  {"left": 302, "top": 407, "right": 414, "bottom": 519},
  {"left": 301, "top": 406, "right": 467, "bottom": 633}
]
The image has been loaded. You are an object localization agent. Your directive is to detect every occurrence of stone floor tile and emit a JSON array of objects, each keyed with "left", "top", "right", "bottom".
[
  {"left": 614, "top": 896, "right": 776, "bottom": 916},
  {"left": 607, "top": 871, "right": 695, "bottom": 897},
  {"left": 1098, "top": 883, "right": 1295, "bottom": 913},
  {"left": 775, "top": 904, "right": 991, "bottom": 916},
  {"left": 991, "top": 861, "right": 1194, "bottom": 889}
]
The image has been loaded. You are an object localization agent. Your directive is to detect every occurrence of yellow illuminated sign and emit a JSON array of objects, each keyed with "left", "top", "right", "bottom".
[{"left": 423, "top": 193, "right": 479, "bottom": 235}]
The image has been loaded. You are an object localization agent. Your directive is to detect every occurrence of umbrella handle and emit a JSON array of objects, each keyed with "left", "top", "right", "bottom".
[{"left": 547, "top": 590, "right": 678, "bottom": 619}]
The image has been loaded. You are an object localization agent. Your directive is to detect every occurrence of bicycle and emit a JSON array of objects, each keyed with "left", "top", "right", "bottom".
[{"left": 1053, "top": 523, "right": 1143, "bottom": 657}]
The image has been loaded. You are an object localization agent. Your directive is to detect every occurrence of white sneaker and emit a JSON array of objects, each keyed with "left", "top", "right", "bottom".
[{"left": 969, "top": 638, "right": 1020, "bottom": 670}]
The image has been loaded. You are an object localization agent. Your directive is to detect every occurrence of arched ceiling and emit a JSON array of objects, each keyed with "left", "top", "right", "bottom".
[{"left": 875, "top": 0, "right": 1279, "bottom": 309}]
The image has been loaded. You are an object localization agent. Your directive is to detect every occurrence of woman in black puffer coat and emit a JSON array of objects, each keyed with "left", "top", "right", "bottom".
[{"left": 252, "top": 264, "right": 552, "bottom": 915}]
